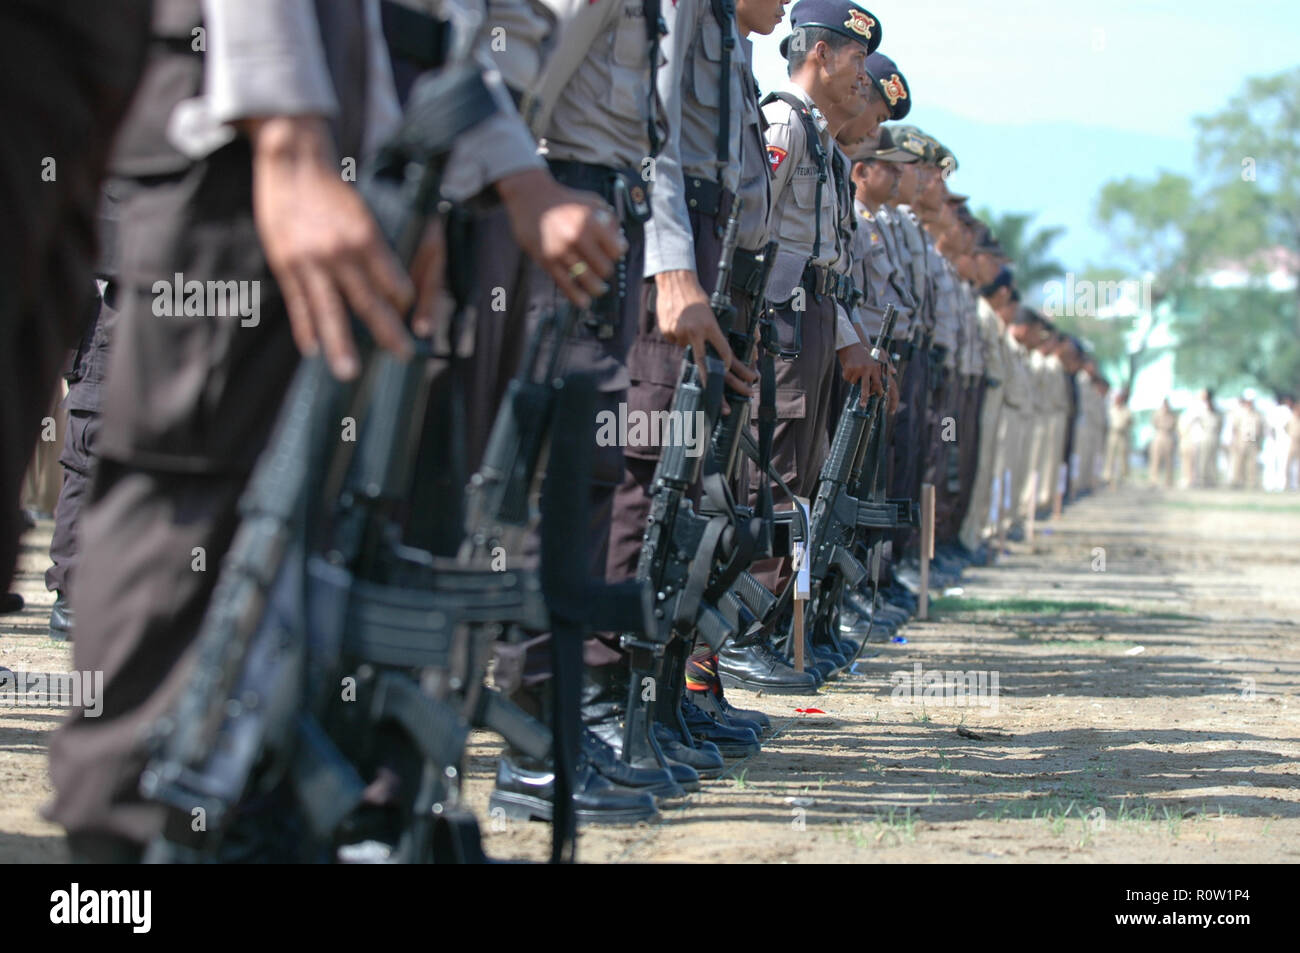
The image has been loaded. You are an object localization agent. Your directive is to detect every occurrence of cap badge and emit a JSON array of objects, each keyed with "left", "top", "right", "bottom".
[
  {"left": 844, "top": 10, "right": 875, "bottom": 39},
  {"left": 882, "top": 74, "right": 907, "bottom": 107}
]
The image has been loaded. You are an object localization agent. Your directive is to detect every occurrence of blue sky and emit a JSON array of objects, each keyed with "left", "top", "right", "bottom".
[{"left": 750, "top": 0, "right": 1300, "bottom": 271}]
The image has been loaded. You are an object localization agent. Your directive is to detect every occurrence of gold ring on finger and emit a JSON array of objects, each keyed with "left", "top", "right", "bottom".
[{"left": 568, "top": 261, "right": 590, "bottom": 279}]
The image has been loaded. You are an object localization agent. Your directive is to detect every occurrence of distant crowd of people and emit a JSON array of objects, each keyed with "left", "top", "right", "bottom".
[{"left": 1103, "top": 387, "right": 1300, "bottom": 491}]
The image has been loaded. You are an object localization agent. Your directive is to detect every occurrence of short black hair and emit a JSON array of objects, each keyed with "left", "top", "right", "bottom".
[{"left": 787, "top": 27, "right": 857, "bottom": 74}]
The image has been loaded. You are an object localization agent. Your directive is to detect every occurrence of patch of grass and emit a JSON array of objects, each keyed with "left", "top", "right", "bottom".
[{"left": 732, "top": 768, "right": 749, "bottom": 791}]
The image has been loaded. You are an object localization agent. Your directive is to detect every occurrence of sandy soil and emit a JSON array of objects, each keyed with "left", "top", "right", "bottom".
[{"left": 4, "top": 485, "right": 1299, "bottom": 863}]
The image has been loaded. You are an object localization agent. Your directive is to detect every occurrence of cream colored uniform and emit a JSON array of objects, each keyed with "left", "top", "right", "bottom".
[
  {"left": 959, "top": 297, "right": 1007, "bottom": 550},
  {"left": 999, "top": 333, "right": 1034, "bottom": 529},
  {"left": 1104, "top": 403, "right": 1133, "bottom": 485},
  {"left": 1285, "top": 408, "right": 1300, "bottom": 490},
  {"left": 1148, "top": 403, "right": 1177, "bottom": 487},
  {"left": 1226, "top": 403, "right": 1265, "bottom": 488}
]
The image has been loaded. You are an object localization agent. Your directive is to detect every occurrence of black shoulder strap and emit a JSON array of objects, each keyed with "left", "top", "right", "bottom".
[
  {"left": 709, "top": 0, "right": 735, "bottom": 185},
  {"left": 645, "top": 0, "right": 667, "bottom": 157},
  {"left": 761, "top": 90, "right": 827, "bottom": 260}
]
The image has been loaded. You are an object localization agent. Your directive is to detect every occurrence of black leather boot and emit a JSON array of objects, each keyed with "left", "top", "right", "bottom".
[
  {"left": 718, "top": 639, "right": 819, "bottom": 694},
  {"left": 489, "top": 754, "right": 659, "bottom": 825},
  {"left": 652, "top": 722, "right": 725, "bottom": 779},
  {"left": 49, "top": 590, "right": 74, "bottom": 641},
  {"left": 582, "top": 728, "right": 682, "bottom": 799},
  {"left": 582, "top": 664, "right": 698, "bottom": 794},
  {"left": 680, "top": 697, "right": 760, "bottom": 758},
  {"left": 685, "top": 651, "right": 773, "bottom": 735}
]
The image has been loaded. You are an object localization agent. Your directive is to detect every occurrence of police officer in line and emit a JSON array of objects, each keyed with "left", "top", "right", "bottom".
[
  {"left": 744, "top": 0, "right": 887, "bottom": 623},
  {"left": 20, "top": 0, "right": 1134, "bottom": 864},
  {"left": 45, "top": 0, "right": 632, "bottom": 862}
]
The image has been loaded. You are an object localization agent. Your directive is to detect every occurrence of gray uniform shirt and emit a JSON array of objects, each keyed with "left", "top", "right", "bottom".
[
  {"left": 763, "top": 81, "right": 855, "bottom": 348},
  {"left": 645, "top": 0, "right": 764, "bottom": 275},
  {"left": 930, "top": 254, "right": 961, "bottom": 360},
  {"left": 534, "top": 0, "right": 664, "bottom": 172},
  {"left": 870, "top": 204, "right": 916, "bottom": 341},
  {"left": 851, "top": 200, "right": 911, "bottom": 341},
  {"left": 181, "top": 0, "right": 544, "bottom": 202}
]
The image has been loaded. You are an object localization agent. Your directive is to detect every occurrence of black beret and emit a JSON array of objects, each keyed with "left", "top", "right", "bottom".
[
  {"left": 864, "top": 52, "right": 910, "bottom": 120},
  {"left": 780, "top": 1, "right": 883, "bottom": 58},
  {"left": 979, "top": 266, "right": 1013, "bottom": 298}
]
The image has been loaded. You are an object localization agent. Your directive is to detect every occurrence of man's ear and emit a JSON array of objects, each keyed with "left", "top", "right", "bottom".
[{"left": 850, "top": 161, "right": 869, "bottom": 187}]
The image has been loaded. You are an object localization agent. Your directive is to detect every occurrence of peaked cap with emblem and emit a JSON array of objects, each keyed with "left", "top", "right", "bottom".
[
  {"left": 888, "top": 125, "right": 935, "bottom": 163},
  {"left": 864, "top": 52, "right": 911, "bottom": 120},
  {"left": 779, "top": 0, "right": 883, "bottom": 58},
  {"left": 893, "top": 125, "right": 959, "bottom": 176},
  {"left": 861, "top": 126, "right": 921, "bottom": 164}
]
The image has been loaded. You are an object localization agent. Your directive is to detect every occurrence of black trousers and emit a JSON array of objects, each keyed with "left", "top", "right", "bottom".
[{"left": 0, "top": 0, "right": 148, "bottom": 590}]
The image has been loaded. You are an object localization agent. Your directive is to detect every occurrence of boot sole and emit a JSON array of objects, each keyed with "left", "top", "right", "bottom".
[
  {"left": 488, "top": 791, "right": 659, "bottom": 827},
  {"left": 719, "top": 672, "right": 819, "bottom": 696}
]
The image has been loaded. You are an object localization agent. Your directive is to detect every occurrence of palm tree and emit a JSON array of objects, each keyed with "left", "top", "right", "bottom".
[{"left": 975, "top": 209, "right": 1067, "bottom": 289}]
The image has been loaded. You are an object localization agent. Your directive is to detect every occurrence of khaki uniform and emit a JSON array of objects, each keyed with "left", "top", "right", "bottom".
[
  {"left": 999, "top": 333, "right": 1034, "bottom": 529},
  {"left": 1226, "top": 403, "right": 1264, "bottom": 488},
  {"left": 1178, "top": 401, "right": 1210, "bottom": 488},
  {"left": 1104, "top": 403, "right": 1133, "bottom": 485},
  {"left": 1148, "top": 404, "right": 1177, "bottom": 487},
  {"left": 958, "top": 298, "right": 1006, "bottom": 550},
  {"left": 1019, "top": 349, "right": 1048, "bottom": 515},
  {"left": 1285, "top": 409, "right": 1300, "bottom": 490}
]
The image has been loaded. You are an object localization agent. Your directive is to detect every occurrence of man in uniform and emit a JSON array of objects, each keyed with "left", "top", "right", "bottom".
[
  {"left": 1148, "top": 397, "right": 1177, "bottom": 487},
  {"left": 44, "top": 185, "right": 127, "bottom": 642},
  {"left": 0, "top": 0, "right": 151, "bottom": 597},
  {"left": 1227, "top": 390, "right": 1264, "bottom": 489},
  {"left": 1000, "top": 306, "right": 1038, "bottom": 535},
  {"left": 1104, "top": 387, "right": 1134, "bottom": 488},
  {"left": 46, "top": 0, "right": 633, "bottom": 861},
  {"left": 740, "top": 0, "right": 885, "bottom": 609},
  {"left": 958, "top": 261, "right": 1011, "bottom": 557}
]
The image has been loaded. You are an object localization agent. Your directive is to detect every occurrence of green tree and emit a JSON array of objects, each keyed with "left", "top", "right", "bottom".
[
  {"left": 1092, "top": 67, "right": 1300, "bottom": 395},
  {"left": 1194, "top": 66, "right": 1300, "bottom": 332},
  {"left": 974, "top": 209, "right": 1067, "bottom": 292}
]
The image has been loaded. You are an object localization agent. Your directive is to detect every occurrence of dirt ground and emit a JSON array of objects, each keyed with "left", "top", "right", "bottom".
[{"left": 4, "top": 485, "right": 1299, "bottom": 863}]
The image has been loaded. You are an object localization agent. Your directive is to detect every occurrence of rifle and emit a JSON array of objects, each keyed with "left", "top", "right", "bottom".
[
  {"left": 620, "top": 198, "right": 769, "bottom": 767},
  {"left": 138, "top": 58, "right": 627, "bottom": 863},
  {"left": 796, "top": 305, "right": 918, "bottom": 667}
]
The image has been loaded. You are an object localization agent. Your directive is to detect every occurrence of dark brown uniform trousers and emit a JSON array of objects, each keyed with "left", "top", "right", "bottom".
[
  {"left": 948, "top": 377, "right": 985, "bottom": 542},
  {"left": 0, "top": 0, "right": 148, "bottom": 591},
  {"left": 45, "top": 0, "right": 371, "bottom": 849},
  {"left": 46, "top": 290, "right": 118, "bottom": 597},
  {"left": 888, "top": 344, "right": 930, "bottom": 557},
  {"left": 743, "top": 293, "right": 838, "bottom": 596},
  {"left": 466, "top": 163, "right": 646, "bottom": 680},
  {"left": 926, "top": 370, "right": 960, "bottom": 544},
  {"left": 606, "top": 205, "right": 755, "bottom": 585}
]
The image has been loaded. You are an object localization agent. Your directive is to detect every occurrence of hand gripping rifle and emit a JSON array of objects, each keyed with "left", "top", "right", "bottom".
[
  {"left": 139, "top": 53, "right": 627, "bottom": 862},
  {"left": 620, "top": 198, "right": 763, "bottom": 768},
  {"left": 797, "top": 305, "right": 917, "bottom": 665}
]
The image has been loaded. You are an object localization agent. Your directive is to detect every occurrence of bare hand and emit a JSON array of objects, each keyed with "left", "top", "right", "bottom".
[
  {"left": 247, "top": 116, "right": 414, "bottom": 380},
  {"left": 837, "top": 343, "right": 885, "bottom": 405},
  {"left": 496, "top": 168, "right": 628, "bottom": 308},
  {"left": 655, "top": 269, "right": 758, "bottom": 404}
]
